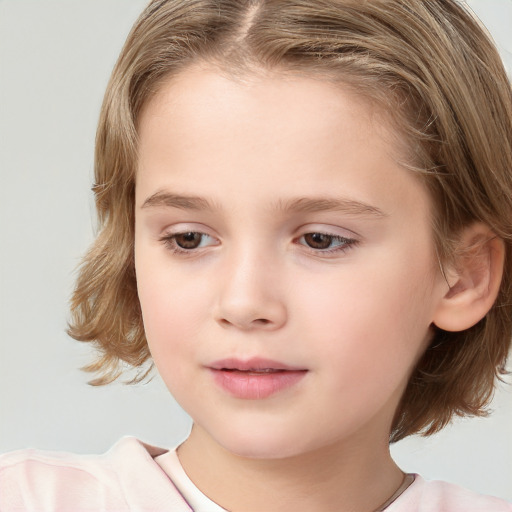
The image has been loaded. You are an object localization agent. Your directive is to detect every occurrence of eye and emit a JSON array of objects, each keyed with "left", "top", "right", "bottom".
[
  {"left": 298, "top": 232, "right": 357, "bottom": 253},
  {"left": 160, "top": 231, "right": 218, "bottom": 254},
  {"left": 174, "top": 232, "right": 206, "bottom": 249}
]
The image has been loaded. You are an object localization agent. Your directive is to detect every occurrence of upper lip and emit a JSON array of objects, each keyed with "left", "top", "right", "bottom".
[{"left": 208, "top": 358, "right": 306, "bottom": 371}]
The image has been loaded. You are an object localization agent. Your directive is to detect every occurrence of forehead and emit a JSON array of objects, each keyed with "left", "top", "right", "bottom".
[
  {"left": 135, "top": 64, "right": 429, "bottom": 219},
  {"left": 139, "top": 63, "right": 399, "bottom": 149}
]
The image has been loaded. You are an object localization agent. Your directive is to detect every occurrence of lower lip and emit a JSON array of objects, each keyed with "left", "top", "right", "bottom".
[{"left": 209, "top": 369, "right": 307, "bottom": 399}]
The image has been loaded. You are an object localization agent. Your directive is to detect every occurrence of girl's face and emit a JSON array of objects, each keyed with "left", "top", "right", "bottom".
[{"left": 135, "top": 65, "right": 447, "bottom": 459}]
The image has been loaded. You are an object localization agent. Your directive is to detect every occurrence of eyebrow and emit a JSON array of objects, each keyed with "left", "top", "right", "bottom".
[
  {"left": 141, "top": 192, "right": 216, "bottom": 211},
  {"left": 141, "top": 191, "right": 386, "bottom": 218},
  {"left": 274, "top": 197, "right": 386, "bottom": 218}
]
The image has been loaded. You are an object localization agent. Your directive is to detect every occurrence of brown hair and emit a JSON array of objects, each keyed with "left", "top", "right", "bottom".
[{"left": 68, "top": 0, "right": 512, "bottom": 442}]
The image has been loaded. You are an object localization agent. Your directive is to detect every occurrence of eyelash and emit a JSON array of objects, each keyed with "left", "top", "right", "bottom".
[
  {"left": 297, "top": 233, "right": 358, "bottom": 255},
  {"left": 159, "top": 232, "right": 218, "bottom": 256},
  {"left": 159, "top": 231, "right": 358, "bottom": 257}
]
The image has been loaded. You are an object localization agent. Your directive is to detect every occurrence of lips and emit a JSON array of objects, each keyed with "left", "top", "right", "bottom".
[
  {"left": 209, "top": 357, "right": 304, "bottom": 371},
  {"left": 224, "top": 369, "right": 282, "bottom": 375},
  {"left": 208, "top": 358, "right": 308, "bottom": 399}
]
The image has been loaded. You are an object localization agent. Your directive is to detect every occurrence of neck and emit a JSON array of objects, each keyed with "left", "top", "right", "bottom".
[{"left": 177, "top": 424, "right": 404, "bottom": 512}]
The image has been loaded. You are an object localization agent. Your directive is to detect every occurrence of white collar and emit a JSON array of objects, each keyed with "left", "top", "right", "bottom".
[{"left": 155, "top": 447, "right": 228, "bottom": 512}]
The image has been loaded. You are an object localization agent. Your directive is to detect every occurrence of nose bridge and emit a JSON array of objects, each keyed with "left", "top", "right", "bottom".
[{"left": 215, "top": 238, "right": 287, "bottom": 330}]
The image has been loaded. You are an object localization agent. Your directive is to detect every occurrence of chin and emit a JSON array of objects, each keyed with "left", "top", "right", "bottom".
[
  {"left": 209, "top": 423, "right": 319, "bottom": 460},
  {"left": 224, "top": 439, "right": 304, "bottom": 460}
]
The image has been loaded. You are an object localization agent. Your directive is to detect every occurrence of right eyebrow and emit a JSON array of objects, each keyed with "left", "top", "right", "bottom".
[{"left": 140, "top": 192, "right": 218, "bottom": 211}]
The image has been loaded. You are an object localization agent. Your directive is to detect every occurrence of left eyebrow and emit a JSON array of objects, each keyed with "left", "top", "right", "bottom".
[{"left": 273, "top": 197, "right": 387, "bottom": 218}]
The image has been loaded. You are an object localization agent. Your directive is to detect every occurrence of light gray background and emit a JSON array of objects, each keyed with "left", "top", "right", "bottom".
[{"left": 1, "top": 0, "right": 511, "bottom": 502}]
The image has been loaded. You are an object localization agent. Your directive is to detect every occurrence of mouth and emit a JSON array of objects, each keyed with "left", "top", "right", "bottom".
[
  {"left": 208, "top": 358, "right": 308, "bottom": 399},
  {"left": 209, "top": 357, "right": 306, "bottom": 372},
  {"left": 221, "top": 368, "right": 287, "bottom": 375}
]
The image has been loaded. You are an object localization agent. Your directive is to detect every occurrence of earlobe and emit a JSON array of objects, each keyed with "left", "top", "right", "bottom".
[{"left": 432, "top": 223, "right": 505, "bottom": 332}]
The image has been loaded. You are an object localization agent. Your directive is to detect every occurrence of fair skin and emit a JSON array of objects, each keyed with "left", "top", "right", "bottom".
[{"left": 134, "top": 64, "right": 452, "bottom": 512}]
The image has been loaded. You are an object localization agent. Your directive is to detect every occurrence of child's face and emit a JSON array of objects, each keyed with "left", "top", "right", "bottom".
[{"left": 134, "top": 65, "right": 447, "bottom": 459}]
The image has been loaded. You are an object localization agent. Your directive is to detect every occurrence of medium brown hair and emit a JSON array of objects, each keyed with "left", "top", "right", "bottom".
[{"left": 68, "top": 0, "right": 512, "bottom": 442}]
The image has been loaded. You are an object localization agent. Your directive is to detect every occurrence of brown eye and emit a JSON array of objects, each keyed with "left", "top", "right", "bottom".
[
  {"left": 160, "top": 231, "right": 218, "bottom": 254},
  {"left": 303, "top": 233, "right": 335, "bottom": 249},
  {"left": 298, "top": 232, "right": 357, "bottom": 254},
  {"left": 174, "top": 232, "right": 203, "bottom": 249}
]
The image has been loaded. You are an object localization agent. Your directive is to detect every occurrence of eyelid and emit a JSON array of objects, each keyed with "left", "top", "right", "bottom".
[
  {"left": 158, "top": 225, "right": 220, "bottom": 256},
  {"left": 295, "top": 223, "right": 360, "bottom": 239},
  {"left": 295, "top": 233, "right": 358, "bottom": 256},
  {"left": 159, "top": 222, "right": 217, "bottom": 239},
  {"left": 293, "top": 224, "right": 360, "bottom": 257}
]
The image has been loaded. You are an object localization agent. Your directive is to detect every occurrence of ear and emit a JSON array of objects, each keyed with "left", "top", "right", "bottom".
[{"left": 432, "top": 223, "right": 505, "bottom": 332}]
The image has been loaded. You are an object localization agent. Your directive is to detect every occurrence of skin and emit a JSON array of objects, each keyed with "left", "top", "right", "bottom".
[{"left": 134, "top": 64, "right": 451, "bottom": 512}]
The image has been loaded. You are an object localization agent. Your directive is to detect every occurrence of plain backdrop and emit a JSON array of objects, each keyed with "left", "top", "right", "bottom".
[{"left": 1, "top": 0, "right": 511, "bottom": 502}]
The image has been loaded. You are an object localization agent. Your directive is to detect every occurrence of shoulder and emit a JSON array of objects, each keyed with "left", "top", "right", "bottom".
[
  {"left": 0, "top": 437, "right": 191, "bottom": 512},
  {"left": 389, "top": 474, "right": 512, "bottom": 512}
]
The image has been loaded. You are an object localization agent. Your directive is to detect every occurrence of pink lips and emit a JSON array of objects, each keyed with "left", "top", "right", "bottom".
[{"left": 208, "top": 358, "right": 308, "bottom": 399}]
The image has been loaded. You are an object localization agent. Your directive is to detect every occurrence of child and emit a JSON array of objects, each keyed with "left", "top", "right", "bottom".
[{"left": 1, "top": 0, "right": 511, "bottom": 510}]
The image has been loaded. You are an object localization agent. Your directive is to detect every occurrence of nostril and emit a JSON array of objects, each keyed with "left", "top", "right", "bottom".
[
  {"left": 217, "top": 317, "right": 273, "bottom": 329},
  {"left": 254, "top": 318, "right": 270, "bottom": 325}
]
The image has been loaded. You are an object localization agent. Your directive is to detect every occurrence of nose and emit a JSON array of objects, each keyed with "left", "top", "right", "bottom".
[{"left": 214, "top": 248, "right": 287, "bottom": 331}]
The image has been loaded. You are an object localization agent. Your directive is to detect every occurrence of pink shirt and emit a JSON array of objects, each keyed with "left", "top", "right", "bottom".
[{"left": 1, "top": 437, "right": 511, "bottom": 511}]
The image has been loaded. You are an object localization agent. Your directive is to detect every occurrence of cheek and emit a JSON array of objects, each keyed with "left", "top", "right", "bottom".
[
  {"left": 135, "top": 251, "right": 209, "bottom": 372},
  {"left": 292, "top": 251, "right": 435, "bottom": 375}
]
